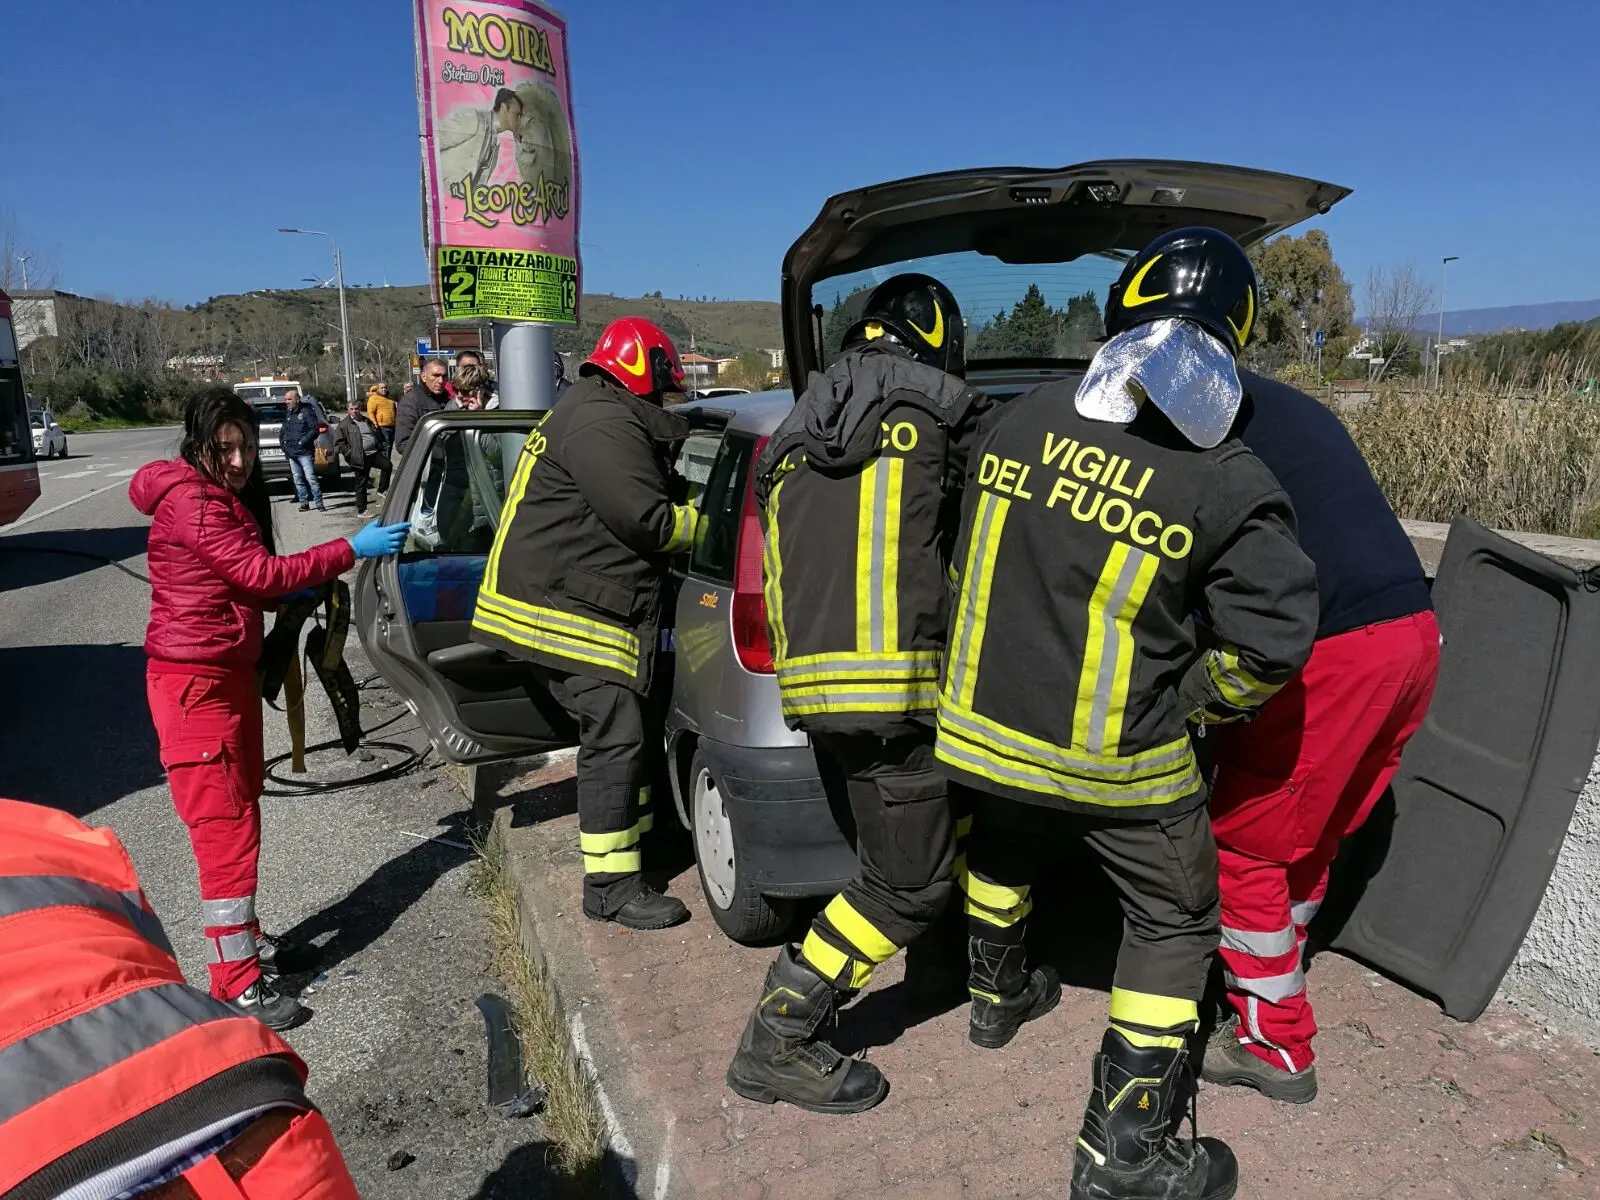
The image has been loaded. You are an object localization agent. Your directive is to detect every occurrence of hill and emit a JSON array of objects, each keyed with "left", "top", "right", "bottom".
[{"left": 1424, "top": 299, "right": 1600, "bottom": 336}]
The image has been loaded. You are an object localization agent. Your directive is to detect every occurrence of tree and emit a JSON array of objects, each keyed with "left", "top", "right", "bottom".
[
  {"left": 969, "top": 285, "right": 1104, "bottom": 360},
  {"left": 1246, "top": 229, "right": 1355, "bottom": 377},
  {"left": 715, "top": 352, "right": 775, "bottom": 392},
  {"left": 1363, "top": 262, "right": 1435, "bottom": 383}
]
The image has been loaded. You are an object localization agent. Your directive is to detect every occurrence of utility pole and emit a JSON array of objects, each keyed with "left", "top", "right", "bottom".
[
  {"left": 16, "top": 257, "right": 29, "bottom": 291},
  {"left": 279, "top": 228, "right": 356, "bottom": 406},
  {"left": 1436, "top": 255, "right": 1459, "bottom": 391}
]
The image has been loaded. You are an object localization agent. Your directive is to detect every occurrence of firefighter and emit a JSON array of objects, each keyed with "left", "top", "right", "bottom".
[
  {"left": 1198, "top": 371, "right": 1440, "bottom": 1104},
  {"left": 471, "top": 317, "right": 698, "bottom": 930},
  {"left": 935, "top": 228, "right": 1319, "bottom": 1199},
  {"left": 0, "top": 798, "right": 359, "bottom": 1198},
  {"left": 723, "top": 274, "right": 1034, "bottom": 1117}
]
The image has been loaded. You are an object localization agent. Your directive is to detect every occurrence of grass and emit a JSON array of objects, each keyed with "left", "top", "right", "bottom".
[
  {"left": 1336, "top": 358, "right": 1600, "bottom": 538},
  {"left": 474, "top": 823, "right": 610, "bottom": 1198},
  {"left": 57, "top": 414, "right": 178, "bottom": 433}
]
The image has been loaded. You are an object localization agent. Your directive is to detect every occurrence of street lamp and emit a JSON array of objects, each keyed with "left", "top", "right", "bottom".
[
  {"left": 278, "top": 228, "right": 355, "bottom": 407},
  {"left": 1436, "top": 256, "right": 1459, "bottom": 390}
]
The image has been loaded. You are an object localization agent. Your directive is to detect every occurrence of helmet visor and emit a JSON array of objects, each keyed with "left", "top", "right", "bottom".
[{"left": 1074, "top": 318, "right": 1242, "bottom": 449}]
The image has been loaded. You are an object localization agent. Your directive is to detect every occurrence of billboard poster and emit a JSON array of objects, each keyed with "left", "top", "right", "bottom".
[{"left": 413, "top": 0, "right": 580, "bottom": 325}]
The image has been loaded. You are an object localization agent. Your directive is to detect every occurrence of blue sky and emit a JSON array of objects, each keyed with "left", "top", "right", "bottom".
[{"left": 2, "top": 0, "right": 1596, "bottom": 310}]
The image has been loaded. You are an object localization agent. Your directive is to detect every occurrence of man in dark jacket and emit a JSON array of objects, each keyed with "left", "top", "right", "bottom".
[
  {"left": 470, "top": 317, "right": 698, "bottom": 931},
  {"left": 331, "top": 397, "right": 389, "bottom": 516},
  {"left": 278, "top": 390, "right": 324, "bottom": 512},
  {"left": 724, "top": 275, "right": 1024, "bottom": 1117},
  {"left": 936, "top": 230, "right": 1318, "bottom": 1199},
  {"left": 1199, "top": 371, "right": 1439, "bottom": 1106},
  {"left": 394, "top": 358, "right": 450, "bottom": 456}
]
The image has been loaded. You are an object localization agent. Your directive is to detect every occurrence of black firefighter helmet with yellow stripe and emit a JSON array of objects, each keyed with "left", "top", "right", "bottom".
[
  {"left": 1104, "top": 227, "right": 1259, "bottom": 357},
  {"left": 844, "top": 273, "right": 966, "bottom": 378}
]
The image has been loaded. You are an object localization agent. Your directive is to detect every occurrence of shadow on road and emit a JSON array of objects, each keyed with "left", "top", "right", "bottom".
[
  {"left": 274, "top": 806, "right": 477, "bottom": 983},
  {"left": 0, "top": 525, "right": 151, "bottom": 589},
  {"left": 0, "top": 643, "right": 163, "bottom": 818},
  {"left": 467, "top": 1141, "right": 640, "bottom": 1200}
]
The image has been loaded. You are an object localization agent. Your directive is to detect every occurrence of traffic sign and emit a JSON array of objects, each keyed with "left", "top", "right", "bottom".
[
  {"left": 1314, "top": 330, "right": 1326, "bottom": 348},
  {"left": 416, "top": 338, "right": 432, "bottom": 356}
]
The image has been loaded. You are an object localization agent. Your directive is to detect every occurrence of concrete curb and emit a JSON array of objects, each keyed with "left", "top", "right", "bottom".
[{"left": 478, "top": 756, "right": 685, "bottom": 1200}]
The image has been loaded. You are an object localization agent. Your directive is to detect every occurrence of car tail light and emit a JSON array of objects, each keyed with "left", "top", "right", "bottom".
[
  {"left": 317, "top": 423, "right": 329, "bottom": 434},
  {"left": 731, "top": 436, "right": 774, "bottom": 674}
]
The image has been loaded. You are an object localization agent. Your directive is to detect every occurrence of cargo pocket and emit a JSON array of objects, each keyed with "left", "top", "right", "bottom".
[
  {"left": 159, "top": 737, "right": 243, "bottom": 823},
  {"left": 1156, "top": 807, "right": 1221, "bottom": 918},
  {"left": 562, "top": 567, "right": 641, "bottom": 621},
  {"left": 874, "top": 770, "right": 955, "bottom": 889}
]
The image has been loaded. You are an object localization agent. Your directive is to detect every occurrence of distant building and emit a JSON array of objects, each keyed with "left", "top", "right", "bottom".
[
  {"left": 763, "top": 347, "right": 785, "bottom": 371},
  {"left": 681, "top": 352, "right": 737, "bottom": 391},
  {"left": 8, "top": 289, "right": 104, "bottom": 352}
]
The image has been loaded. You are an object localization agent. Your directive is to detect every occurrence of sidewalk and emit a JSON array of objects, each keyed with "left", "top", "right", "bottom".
[{"left": 491, "top": 764, "right": 1600, "bottom": 1200}]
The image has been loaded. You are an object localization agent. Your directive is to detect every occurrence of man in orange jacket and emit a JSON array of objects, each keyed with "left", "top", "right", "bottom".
[{"left": 0, "top": 798, "right": 359, "bottom": 1199}]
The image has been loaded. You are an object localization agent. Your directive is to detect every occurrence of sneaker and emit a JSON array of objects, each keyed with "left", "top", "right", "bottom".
[
  {"left": 297, "top": 503, "right": 310, "bottom": 512},
  {"left": 314, "top": 502, "right": 326, "bottom": 512},
  {"left": 226, "top": 978, "right": 309, "bottom": 1031},
  {"left": 1201, "top": 1016, "right": 1319, "bottom": 1104},
  {"left": 257, "top": 931, "right": 322, "bottom": 978},
  {"left": 584, "top": 885, "right": 689, "bottom": 930}
]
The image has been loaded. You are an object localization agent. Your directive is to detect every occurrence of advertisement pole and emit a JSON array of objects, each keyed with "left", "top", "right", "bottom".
[{"left": 413, "top": 0, "right": 579, "bottom": 412}]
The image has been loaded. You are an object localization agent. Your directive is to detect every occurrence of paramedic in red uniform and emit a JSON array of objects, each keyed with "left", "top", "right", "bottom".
[
  {"left": 1201, "top": 370, "right": 1440, "bottom": 1103},
  {"left": 131, "top": 388, "right": 408, "bottom": 1030}
]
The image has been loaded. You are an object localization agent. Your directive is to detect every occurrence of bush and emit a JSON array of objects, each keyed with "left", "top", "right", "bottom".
[
  {"left": 32, "top": 369, "right": 205, "bottom": 426},
  {"left": 1336, "top": 363, "right": 1600, "bottom": 538}
]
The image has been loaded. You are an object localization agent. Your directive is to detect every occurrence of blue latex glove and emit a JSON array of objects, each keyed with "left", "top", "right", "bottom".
[{"left": 348, "top": 520, "right": 411, "bottom": 560}]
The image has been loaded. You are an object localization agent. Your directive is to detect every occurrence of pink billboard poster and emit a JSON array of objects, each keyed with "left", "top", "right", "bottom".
[{"left": 413, "top": 0, "right": 580, "bottom": 324}]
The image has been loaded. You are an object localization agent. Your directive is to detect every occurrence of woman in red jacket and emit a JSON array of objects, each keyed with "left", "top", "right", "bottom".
[{"left": 131, "top": 388, "right": 408, "bottom": 1030}]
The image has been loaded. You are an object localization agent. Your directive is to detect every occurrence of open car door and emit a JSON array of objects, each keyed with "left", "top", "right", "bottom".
[
  {"left": 1320, "top": 517, "right": 1600, "bottom": 1019},
  {"left": 357, "top": 410, "right": 576, "bottom": 765}
]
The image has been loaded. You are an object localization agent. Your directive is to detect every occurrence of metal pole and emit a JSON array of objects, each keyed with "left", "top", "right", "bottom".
[
  {"left": 334, "top": 245, "right": 355, "bottom": 406},
  {"left": 1436, "top": 255, "right": 1458, "bottom": 391},
  {"left": 493, "top": 322, "right": 555, "bottom": 411},
  {"left": 17, "top": 257, "right": 29, "bottom": 291}
]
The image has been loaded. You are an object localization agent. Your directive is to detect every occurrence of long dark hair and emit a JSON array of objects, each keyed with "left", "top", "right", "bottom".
[{"left": 180, "top": 387, "right": 277, "bottom": 554}]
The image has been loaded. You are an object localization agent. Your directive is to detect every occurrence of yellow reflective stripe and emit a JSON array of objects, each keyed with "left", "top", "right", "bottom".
[
  {"left": 474, "top": 597, "right": 638, "bottom": 665},
  {"left": 935, "top": 725, "right": 1201, "bottom": 808},
  {"left": 1207, "top": 646, "right": 1283, "bottom": 708},
  {"left": 472, "top": 605, "right": 638, "bottom": 676},
  {"left": 478, "top": 588, "right": 638, "bottom": 654},
  {"left": 762, "top": 477, "right": 788, "bottom": 661},
  {"left": 781, "top": 684, "right": 939, "bottom": 717},
  {"left": 664, "top": 504, "right": 699, "bottom": 553},
  {"left": 822, "top": 895, "right": 898, "bottom": 963},
  {"left": 855, "top": 460, "right": 877, "bottom": 652},
  {"left": 800, "top": 928, "right": 876, "bottom": 990},
  {"left": 637, "top": 786, "right": 653, "bottom": 834},
  {"left": 881, "top": 457, "right": 903, "bottom": 651},
  {"left": 945, "top": 491, "right": 1010, "bottom": 708},
  {"left": 1073, "top": 543, "right": 1159, "bottom": 755},
  {"left": 1113, "top": 1029, "right": 1188, "bottom": 1050},
  {"left": 965, "top": 894, "right": 1032, "bottom": 927},
  {"left": 960, "top": 871, "right": 1029, "bottom": 913},
  {"left": 484, "top": 423, "right": 546, "bottom": 596},
  {"left": 775, "top": 650, "right": 941, "bottom": 685},
  {"left": 941, "top": 698, "right": 1195, "bottom": 779},
  {"left": 780, "top": 679, "right": 937, "bottom": 699},
  {"left": 579, "top": 825, "right": 642, "bottom": 854},
  {"left": 583, "top": 849, "right": 641, "bottom": 874},
  {"left": 1106, "top": 1074, "right": 1172, "bottom": 1111},
  {"left": 955, "top": 814, "right": 974, "bottom": 839},
  {"left": 1109, "top": 987, "right": 1199, "bottom": 1034}
]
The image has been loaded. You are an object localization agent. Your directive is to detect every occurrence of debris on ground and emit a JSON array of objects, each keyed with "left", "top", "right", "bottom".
[{"left": 386, "top": 1150, "right": 416, "bottom": 1172}]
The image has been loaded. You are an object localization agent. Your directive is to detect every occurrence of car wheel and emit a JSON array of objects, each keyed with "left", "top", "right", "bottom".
[
  {"left": 57, "top": 439, "right": 67, "bottom": 459},
  {"left": 690, "top": 749, "right": 794, "bottom": 945}
]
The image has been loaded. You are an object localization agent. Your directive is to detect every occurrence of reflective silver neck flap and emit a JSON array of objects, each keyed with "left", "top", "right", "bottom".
[{"left": 1073, "top": 318, "right": 1242, "bottom": 449}]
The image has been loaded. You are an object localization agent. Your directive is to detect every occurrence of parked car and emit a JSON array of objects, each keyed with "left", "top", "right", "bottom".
[
  {"left": 233, "top": 380, "right": 340, "bottom": 486},
  {"left": 357, "top": 160, "right": 1598, "bottom": 1018},
  {"left": 29, "top": 410, "right": 66, "bottom": 458}
]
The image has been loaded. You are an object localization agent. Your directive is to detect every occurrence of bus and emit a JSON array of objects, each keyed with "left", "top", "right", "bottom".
[{"left": 0, "top": 290, "right": 42, "bottom": 526}]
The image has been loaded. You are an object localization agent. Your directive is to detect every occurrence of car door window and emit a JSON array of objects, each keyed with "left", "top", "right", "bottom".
[
  {"left": 404, "top": 425, "right": 513, "bottom": 556},
  {"left": 690, "top": 433, "right": 756, "bottom": 583},
  {"left": 674, "top": 431, "right": 723, "bottom": 512}
]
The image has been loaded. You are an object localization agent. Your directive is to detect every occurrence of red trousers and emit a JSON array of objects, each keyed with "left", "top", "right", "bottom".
[
  {"left": 175, "top": 1110, "right": 359, "bottom": 1200},
  {"left": 147, "top": 666, "right": 266, "bottom": 1000},
  {"left": 1210, "top": 610, "right": 1439, "bottom": 1072}
]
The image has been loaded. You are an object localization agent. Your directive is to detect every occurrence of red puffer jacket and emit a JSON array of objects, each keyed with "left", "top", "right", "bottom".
[{"left": 130, "top": 458, "right": 356, "bottom": 671}]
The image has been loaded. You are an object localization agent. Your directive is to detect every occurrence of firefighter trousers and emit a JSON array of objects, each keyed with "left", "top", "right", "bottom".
[
  {"left": 1210, "top": 610, "right": 1440, "bottom": 1071},
  {"left": 960, "top": 785, "right": 1221, "bottom": 1046},
  {"left": 530, "top": 667, "right": 659, "bottom": 915},
  {"left": 146, "top": 666, "right": 266, "bottom": 1001},
  {"left": 798, "top": 730, "right": 957, "bottom": 990}
]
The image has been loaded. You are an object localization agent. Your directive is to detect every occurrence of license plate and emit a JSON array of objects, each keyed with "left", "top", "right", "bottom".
[{"left": 261, "top": 448, "right": 284, "bottom": 460}]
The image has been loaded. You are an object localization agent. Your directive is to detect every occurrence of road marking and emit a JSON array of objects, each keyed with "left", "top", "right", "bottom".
[
  {"left": 570, "top": 1011, "right": 638, "bottom": 1188},
  {"left": 108, "top": 468, "right": 138, "bottom": 478},
  {"left": 54, "top": 470, "right": 98, "bottom": 479},
  {"left": 1, "top": 482, "right": 125, "bottom": 531}
]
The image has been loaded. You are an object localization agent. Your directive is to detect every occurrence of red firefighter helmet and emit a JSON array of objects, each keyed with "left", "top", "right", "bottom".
[{"left": 581, "top": 317, "right": 686, "bottom": 397}]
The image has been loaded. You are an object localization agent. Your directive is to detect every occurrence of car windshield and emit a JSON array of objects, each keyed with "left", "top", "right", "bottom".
[
  {"left": 813, "top": 249, "right": 1127, "bottom": 368},
  {"left": 29, "top": 413, "right": 44, "bottom": 428}
]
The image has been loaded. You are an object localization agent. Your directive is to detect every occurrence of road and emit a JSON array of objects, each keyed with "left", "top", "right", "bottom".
[{"left": 0, "top": 429, "right": 556, "bottom": 1199}]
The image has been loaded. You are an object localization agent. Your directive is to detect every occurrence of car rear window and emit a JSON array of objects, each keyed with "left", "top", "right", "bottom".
[
  {"left": 253, "top": 403, "right": 289, "bottom": 423},
  {"left": 690, "top": 432, "right": 756, "bottom": 583}
]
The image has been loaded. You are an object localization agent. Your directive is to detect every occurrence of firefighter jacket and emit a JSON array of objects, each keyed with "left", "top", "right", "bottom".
[
  {"left": 471, "top": 376, "right": 696, "bottom": 693},
  {"left": 755, "top": 341, "right": 988, "bottom": 734},
  {"left": 0, "top": 798, "right": 360, "bottom": 1198},
  {"left": 934, "top": 378, "right": 1319, "bottom": 819}
]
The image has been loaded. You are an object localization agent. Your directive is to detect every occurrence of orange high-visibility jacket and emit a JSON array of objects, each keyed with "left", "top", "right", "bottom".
[{"left": 0, "top": 799, "right": 354, "bottom": 1199}]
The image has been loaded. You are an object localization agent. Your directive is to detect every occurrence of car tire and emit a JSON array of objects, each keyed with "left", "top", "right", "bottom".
[
  {"left": 57, "top": 439, "right": 67, "bottom": 459},
  {"left": 689, "top": 748, "right": 794, "bottom": 945}
]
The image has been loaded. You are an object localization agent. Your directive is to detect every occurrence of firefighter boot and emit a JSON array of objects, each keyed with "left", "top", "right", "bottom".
[
  {"left": 967, "top": 935, "right": 1061, "bottom": 1049},
  {"left": 1071, "top": 1029, "right": 1239, "bottom": 1200},
  {"left": 726, "top": 945, "right": 889, "bottom": 1115}
]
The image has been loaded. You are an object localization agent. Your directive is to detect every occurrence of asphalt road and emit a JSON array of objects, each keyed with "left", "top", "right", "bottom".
[{"left": 0, "top": 429, "right": 561, "bottom": 1199}]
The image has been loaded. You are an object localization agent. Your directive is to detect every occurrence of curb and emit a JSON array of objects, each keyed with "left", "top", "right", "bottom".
[{"left": 479, "top": 757, "right": 683, "bottom": 1200}]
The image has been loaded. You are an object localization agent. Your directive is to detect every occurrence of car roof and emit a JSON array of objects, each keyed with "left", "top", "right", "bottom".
[{"left": 674, "top": 388, "right": 792, "bottom": 435}]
